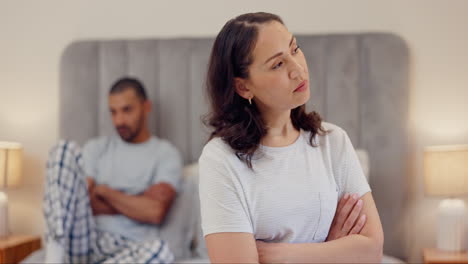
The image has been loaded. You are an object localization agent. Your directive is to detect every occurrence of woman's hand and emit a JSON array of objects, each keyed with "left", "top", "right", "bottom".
[
  {"left": 255, "top": 193, "right": 368, "bottom": 263},
  {"left": 326, "top": 193, "right": 367, "bottom": 241},
  {"left": 256, "top": 240, "right": 289, "bottom": 264}
]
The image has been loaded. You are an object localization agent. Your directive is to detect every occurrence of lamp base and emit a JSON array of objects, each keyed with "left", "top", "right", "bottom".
[
  {"left": 0, "top": 191, "right": 9, "bottom": 237},
  {"left": 437, "top": 199, "right": 466, "bottom": 251}
]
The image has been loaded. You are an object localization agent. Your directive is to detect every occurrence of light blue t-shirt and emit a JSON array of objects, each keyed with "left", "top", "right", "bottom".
[{"left": 82, "top": 135, "right": 183, "bottom": 241}]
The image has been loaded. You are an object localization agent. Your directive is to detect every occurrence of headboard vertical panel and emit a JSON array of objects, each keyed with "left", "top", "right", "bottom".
[
  {"left": 189, "top": 39, "right": 213, "bottom": 162},
  {"left": 298, "top": 36, "right": 327, "bottom": 118},
  {"left": 98, "top": 41, "right": 128, "bottom": 137},
  {"left": 360, "top": 33, "right": 409, "bottom": 259},
  {"left": 60, "top": 42, "right": 99, "bottom": 146},
  {"left": 127, "top": 40, "right": 160, "bottom": 134},
  {"left": 158, "top": 40, "right": 192, "bottom": 163},
  {"left": 324, "top": 36, "right": 361, "bottom": 145}
]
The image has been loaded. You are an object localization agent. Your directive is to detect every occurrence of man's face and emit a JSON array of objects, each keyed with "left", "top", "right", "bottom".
[{"left": 108, "top": 88, "right": 147, "bottom": 142}]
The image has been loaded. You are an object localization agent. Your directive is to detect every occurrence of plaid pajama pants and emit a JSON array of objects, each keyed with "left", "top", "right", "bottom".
[{"left": 43, "top": 140, "right": 174, "bottom": 264}]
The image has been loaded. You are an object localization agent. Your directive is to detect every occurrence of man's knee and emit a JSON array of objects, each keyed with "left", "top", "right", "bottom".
[
  {"left": 46, "top": 140, "right": 85, "bottom": 183},
  {"left": 48, "top": 140, "right": 82, "bottom": 161}
]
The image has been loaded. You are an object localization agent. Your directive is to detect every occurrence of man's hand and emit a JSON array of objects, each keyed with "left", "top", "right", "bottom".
[
  {"left": 93, "top": 182, "right": 177, "bottom": 224},
  {"left": 86, "top": 177, "right": 118, "bottom": 216},
  {"left": 326, "top": 193, "right": 367, "bottom": 241},
  {"left": 86, "top": 177, "right": 95, "bottom": 192},
  {"left": 93, "top": 184, "right": 113, "bottom": 197}
]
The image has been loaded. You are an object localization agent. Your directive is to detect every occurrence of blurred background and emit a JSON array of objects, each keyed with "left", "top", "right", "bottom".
[{"left": 1, "top": 0, "right": 467, "bottom": 262}]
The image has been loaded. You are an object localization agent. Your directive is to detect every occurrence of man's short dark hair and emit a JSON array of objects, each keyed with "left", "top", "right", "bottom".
[{"left": 109, "top": 77, "right": 148, "bottom": 101}]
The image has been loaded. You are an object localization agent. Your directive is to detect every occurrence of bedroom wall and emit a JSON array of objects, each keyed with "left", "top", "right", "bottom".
[{"left": 1, "top": 0, "right": 467, "bottom": 262}]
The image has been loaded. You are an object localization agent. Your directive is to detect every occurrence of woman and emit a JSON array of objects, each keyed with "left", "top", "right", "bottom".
[{"left": 199, "top": 12, "right": 384, "bottom": 263}]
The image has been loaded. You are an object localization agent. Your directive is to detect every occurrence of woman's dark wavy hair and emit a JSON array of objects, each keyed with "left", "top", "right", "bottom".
[{"left": 205, "top": 12, "right": 327, "bottom": 169}]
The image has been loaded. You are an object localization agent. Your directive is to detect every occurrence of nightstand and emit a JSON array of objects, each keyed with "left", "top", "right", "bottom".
[
  {"left": 0, "top": 235, "right": 41, "bottom": 264},
  {"left": 423, "top": 248, "right": 468, "bottom": 264}
]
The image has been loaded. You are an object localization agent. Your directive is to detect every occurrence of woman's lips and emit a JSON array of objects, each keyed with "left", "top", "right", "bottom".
[{"left": 294, "top": 80, "right": 308, "bottom": 92}]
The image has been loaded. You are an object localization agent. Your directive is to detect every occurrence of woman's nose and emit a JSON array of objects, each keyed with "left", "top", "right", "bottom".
[
  {"left": 289, "top": 69, "right": 299, "bottom": 79},
  {"left": 289, "top": 59, "right": 304, "bottom": 80}
]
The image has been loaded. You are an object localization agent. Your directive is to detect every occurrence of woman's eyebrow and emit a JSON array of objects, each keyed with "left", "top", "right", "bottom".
[
  {"left": 264, "top": 35, "right": 296, "bottom": 65},
  {"left": 289, "top": 35, "right": 295, "bottom": 46}
]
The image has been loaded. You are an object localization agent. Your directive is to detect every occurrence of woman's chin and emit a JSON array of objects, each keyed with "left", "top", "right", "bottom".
[{"left": 294, "top": 91, "right": 310, "bottom": 107}]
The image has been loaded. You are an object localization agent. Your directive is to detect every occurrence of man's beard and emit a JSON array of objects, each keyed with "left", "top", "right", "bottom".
[{"left": 116, "top": 116, "right": 144, "bottom": 143}]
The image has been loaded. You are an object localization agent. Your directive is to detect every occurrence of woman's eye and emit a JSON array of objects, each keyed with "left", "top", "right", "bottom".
[
  {"left": 292, "top": 45, "right": 300, "bottom": 54},
  {"left": 272, "top": 61, "right": 283, "bottom": 69}
]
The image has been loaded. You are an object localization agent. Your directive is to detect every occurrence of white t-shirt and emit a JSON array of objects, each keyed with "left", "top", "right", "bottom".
[
  {"left": 82, "top": 135, "right": 183, "bottom": 241},
  {"left": 198, "top": 122, "right": 371, "bottom": 243}
]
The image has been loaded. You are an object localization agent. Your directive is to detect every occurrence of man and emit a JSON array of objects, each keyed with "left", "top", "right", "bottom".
[{"left": 43, "top": 77, "right": 182, "bottom": 263}]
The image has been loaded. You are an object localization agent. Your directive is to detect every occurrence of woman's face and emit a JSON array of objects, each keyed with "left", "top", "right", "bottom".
[{"left": 240, "top": 21, "right": 310, "bottom": 114}]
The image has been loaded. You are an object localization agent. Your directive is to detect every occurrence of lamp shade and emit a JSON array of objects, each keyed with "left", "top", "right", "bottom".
[
  {"left": 424, "top": 145, "right": 468, "bottom": 196},
  {"left": 0, "top": 142, "right": 22, "bottom": 188}
]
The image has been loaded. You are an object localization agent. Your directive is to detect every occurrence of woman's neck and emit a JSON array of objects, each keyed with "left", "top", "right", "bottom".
[{"left": 261, "top": 109, "right": 299, "bottom": 147}]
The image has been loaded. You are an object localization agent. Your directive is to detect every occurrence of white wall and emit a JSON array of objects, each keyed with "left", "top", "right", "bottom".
[{"left": 1, "top": 0, "right": 467, "bottom": 262}]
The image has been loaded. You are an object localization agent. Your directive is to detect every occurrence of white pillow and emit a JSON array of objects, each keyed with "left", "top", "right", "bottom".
[
  {"left": 159, "top": 163, "right": 200, "bottom": 260},
  {"left": 183, "top": 162, "right": 199, "bottom": 181},
  {"left": 182, "top": 163, "right": 209, "bottom": 259},
  {"left": 355, "top": 149, "right": 370, "bottom": 181}
]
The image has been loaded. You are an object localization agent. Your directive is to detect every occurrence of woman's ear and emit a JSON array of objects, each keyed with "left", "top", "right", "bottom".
[{"left": 234, "top": 77, "right": 253, "bottom": 100}]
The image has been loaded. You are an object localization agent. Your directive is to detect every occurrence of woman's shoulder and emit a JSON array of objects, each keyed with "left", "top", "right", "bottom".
[
  {"left": 321, "top": 121, "right": 345, "bottom": 135},
  {"left": 200, "top": 136, "right": 237, "bottom": 162},
  {"left": 315, "top": 122, "right": 353, "bottom": 154},
  {"left": 302, "top": 121, "right": 347, "bottom": 144}
]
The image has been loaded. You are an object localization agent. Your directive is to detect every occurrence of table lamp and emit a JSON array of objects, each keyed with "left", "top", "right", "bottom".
[
  {"left": 424, "top": 145, "right": 468, "bottom": 251},
  {"left": 0, "top": 142, "right": 22, "bottom": 237}
]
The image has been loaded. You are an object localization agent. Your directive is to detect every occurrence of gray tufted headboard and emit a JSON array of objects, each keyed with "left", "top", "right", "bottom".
[{"left": 59, "top": 33, "right": 409, "bottom": 260}]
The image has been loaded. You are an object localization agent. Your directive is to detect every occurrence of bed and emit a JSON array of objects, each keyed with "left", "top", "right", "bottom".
[{"left": 24, "top": 32, "right": 409, "bottom": 263}]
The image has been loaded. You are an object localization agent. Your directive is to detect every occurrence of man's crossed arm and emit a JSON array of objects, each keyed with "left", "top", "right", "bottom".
[{"left": 86, "top": 177, "right": 176, "bottom": 225}]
